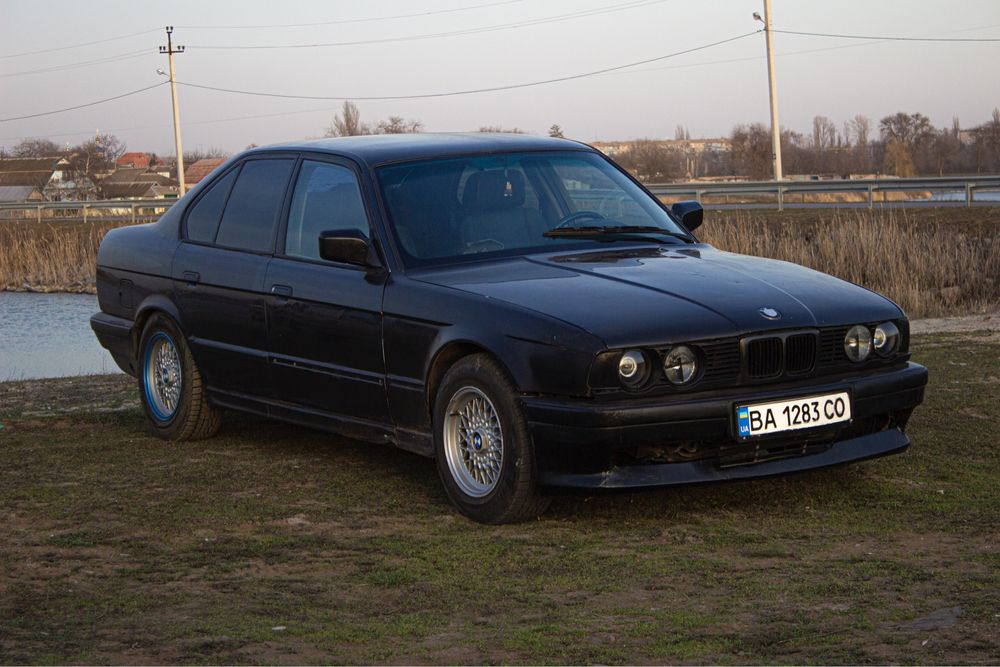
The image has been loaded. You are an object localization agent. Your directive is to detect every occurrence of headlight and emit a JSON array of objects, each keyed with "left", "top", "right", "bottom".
[
  {"left": 663, "top": 345, "right": 698, "bottom": 385},
  {"left": 844, "top": 325, "right": 872, "bottom": 362},
  {"left": 873, "top": 321, "right": 900, "bottom": 357},
  {"left": 617, "top": 350, "right": 649, "bottom": 388}
]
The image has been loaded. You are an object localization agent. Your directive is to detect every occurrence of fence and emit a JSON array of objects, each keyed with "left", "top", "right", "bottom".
[
  {"left": 647, "top": 175, "right": 1000, "bottom": 210},
  {"left": 1, "top": 175, "right": 999, "bottom": 222},
  {"left": 0, "top": 199, "right": 176, "bottom": 224}
]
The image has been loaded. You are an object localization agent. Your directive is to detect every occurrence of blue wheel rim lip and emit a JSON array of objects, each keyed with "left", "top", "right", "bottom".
[{"left": 144, "top": 331, "right": 179, "bottom": 422}]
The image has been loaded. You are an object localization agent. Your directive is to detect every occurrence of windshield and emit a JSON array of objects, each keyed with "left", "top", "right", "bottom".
[{"left": 376, "top": 151, "right": 689, "bottom": 266}]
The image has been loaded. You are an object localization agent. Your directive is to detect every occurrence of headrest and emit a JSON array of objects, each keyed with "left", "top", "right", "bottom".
[{"left": 462, "top": 170, "right": 525, "bottom": 210}]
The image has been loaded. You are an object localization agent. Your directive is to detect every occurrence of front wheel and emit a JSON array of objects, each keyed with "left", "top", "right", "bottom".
[
  {"left": 433, "top": 354, "right": 550, "bottom": 524},
  {"left": 137, "top": 313, "right": 221, "bottom": 441}
]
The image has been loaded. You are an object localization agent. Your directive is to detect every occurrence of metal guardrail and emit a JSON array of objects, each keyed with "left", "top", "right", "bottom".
[
  {"left": 0, "top": 176, "right": 999, "bottom": 222},
  {"left": 646, "top": 175, "right": 1000, "bottom": 210},
  {"left": 0, "top": 198, "right": 177, "bottom": 224}
]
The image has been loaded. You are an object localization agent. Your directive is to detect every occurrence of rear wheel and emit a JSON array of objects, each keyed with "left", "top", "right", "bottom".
[
  {"left": 137, "top": 313, "right": 221, "bottom": 441},
  {"left": 433, "top": 354, "right": 550, "bottom": 523}
]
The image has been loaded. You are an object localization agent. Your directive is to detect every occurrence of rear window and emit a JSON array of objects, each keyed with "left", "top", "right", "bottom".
[
  {"left": 185, "top": 168, "right": 237, "bottom": 243},
  {"left": 214, "top": 159, "right": 294, "bottom": 252}
]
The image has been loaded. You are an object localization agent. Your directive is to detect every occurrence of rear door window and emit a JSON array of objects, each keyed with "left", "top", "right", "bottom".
[
  {"left": 215, "top": 159, "right": 294, "bottom": 252},
  {"left": 185, "top": 168, "right": 237, "bottom": 243}
]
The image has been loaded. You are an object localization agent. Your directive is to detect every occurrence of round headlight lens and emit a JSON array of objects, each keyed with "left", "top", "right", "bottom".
[
  {"left": 663, "top": 345, "right": 698, "bottom": 385},
  {"left": 617, "top": 350, "right": 648, "bottom": 388},
  {"left": 873, "top": 321, "right": 900, "bottom": 357},
  {"left": 844, "top": 325, "right": 872, "bottom": 362}
]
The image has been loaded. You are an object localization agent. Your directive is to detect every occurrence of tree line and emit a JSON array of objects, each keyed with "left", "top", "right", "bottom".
[
  {"left": 726, "top": 109, "right": 1000, "bottom": 180},
  {"left": 5, "top": 104, "right": 999, "bottom": 184}
]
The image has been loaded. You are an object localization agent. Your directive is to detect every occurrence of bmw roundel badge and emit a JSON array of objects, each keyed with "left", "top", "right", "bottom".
[{"left": 759, "top": 307, "right": 781, "bottom": 320}]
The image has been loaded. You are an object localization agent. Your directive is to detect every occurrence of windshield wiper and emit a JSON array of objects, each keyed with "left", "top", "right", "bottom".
[{"left": 544, "top": 225, "right": 693, "bottom": 243}]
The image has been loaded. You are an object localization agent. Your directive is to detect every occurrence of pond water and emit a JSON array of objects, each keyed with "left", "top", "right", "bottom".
[{"left": 0, "top": 292, "right": 121, "bottom": 380}]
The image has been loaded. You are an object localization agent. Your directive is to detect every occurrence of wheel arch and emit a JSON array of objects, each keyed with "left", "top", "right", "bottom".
[
  {"left": 131, "top": 295, "right": 187, "bottom": 362},
  {"left": 425, "top": 340, "right": 519, "bottom": 418}
]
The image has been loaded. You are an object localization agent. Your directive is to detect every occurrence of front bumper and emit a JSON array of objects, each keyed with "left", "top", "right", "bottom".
[{"left": 522, "top": 362, "right": 928, "bottom": 489}]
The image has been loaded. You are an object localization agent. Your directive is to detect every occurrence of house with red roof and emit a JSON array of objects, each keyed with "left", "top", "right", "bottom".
[{"left": 116, "top": 152, "right": 152, "bottom": 169}]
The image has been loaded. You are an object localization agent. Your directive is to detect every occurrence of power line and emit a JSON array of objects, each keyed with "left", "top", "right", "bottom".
[
  {"left": 179, "top": 0, "right": 525, "bottom": 29},
  {"left": 608, "top": 22, "right": 1000, "bottom": 78},
  {"left": 772, "top": 28, "right": 1000, "bottom": 42},
  {"left": 177, "top": 31, "right": 760, "bottom": 101},
  {"left": 0, "top": 82, "right": 168, "bottom": 123},
  {"left": 0, "top": 28, "right": 160, "bottom": 60},
  {"left": 0, "top": 49, "right": 153, "bottom": 79},
  {"left": 187, "top": 0, "right": 670, "bottom": 50}
]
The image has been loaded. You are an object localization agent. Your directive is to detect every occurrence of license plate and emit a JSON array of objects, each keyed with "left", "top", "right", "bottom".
[{"left": 736, "top": 391, "right": 851, "bottom": 438}]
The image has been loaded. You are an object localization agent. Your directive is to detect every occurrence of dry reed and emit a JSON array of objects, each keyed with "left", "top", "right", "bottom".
[
  {"left": 0, "top": 211, "right": 996, "bottom": 318},
  {"left": 700, "top": 210, "right": 999, "bottom": 319},
  {"left": 0, "top": 221, "right": 119, "bottom": 293}
]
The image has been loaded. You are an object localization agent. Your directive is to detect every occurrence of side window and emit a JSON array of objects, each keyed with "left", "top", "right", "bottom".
[
  {"left": 215, "top": 159, "right": 294, "bottom": 252},
  {"left": 185, "top": 168, "right": 237, "bottom": 243},
  {"left": 285, "top": 161, "right": 370, "bottom": 261}
]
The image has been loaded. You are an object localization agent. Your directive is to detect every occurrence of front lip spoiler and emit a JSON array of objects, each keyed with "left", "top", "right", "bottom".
[{"left": 538, "top": 427, "right": 909, "bottom": 489}]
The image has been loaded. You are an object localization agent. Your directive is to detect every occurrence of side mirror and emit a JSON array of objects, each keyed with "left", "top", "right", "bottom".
[
  {"left": 671, "top": 200, "right": 703, "bottom": 233},
  {"left": 318, "top": 229, "right": 373, "bottom": 266}
]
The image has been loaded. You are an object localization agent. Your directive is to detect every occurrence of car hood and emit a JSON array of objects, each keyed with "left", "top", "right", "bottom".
[{"left": 411, "top": 244, "right": 903, "bottom": 347}]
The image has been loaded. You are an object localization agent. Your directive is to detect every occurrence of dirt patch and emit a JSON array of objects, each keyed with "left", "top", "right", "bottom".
[{"left": 910, "top": 310, "right": 1000, "bottom": 335}]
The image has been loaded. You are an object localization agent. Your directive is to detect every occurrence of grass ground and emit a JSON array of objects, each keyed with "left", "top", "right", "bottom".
[{"left": 0, "top": 333, "right": 997, "bottom": 664}]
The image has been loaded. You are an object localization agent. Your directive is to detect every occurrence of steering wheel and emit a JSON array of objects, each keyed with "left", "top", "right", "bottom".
[
  {"left": 465, "top": 238, "right": 505, "bottom": 254},
  {"left": 554, "top": 210, "right": 605, "bottom": 229}
]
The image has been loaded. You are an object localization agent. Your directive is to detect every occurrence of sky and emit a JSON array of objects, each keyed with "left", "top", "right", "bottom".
[{"left": 1, "top": 0, "right": 999, "bottom": 155}]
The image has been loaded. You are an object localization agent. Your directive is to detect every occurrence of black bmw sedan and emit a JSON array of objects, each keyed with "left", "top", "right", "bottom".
[{"left": 91, "top": 133, "right": 927, "bottom": 523}]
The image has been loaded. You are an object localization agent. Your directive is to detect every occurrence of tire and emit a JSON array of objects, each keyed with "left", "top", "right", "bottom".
[
  {"left": 137, "top": 313, "right": 222, "bottom": 441},
  {"left": 433, "top": 354, "right": 551, "bottom": 524}
]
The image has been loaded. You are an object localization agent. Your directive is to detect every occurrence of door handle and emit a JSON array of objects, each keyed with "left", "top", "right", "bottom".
[
  {"left": 270, "top": 284, "right": 293, "bottom": 304},
  {"left": 182, "top": 271, "right": 200, "bottom": 287}
]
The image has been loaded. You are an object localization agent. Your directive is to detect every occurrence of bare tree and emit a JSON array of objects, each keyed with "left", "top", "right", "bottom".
[
  {"left": 730, "top": 123, "right": 772, "bottom": 179},
  {"left": 879, "top": 112, "right": 934, "bottom": 148},
  {"left": 614, "top": 140, "right": 683, "bottom": 182},
  {"left": 69, "top": 133, "right": 125, "bottom": 178},
  {"left": 11, "top": 138, "right": 62, "bottom": 157},
  {"left": 326, "top": 101, "right": 370, "bottom": 137},
  {"left": 972, "top": 107, "right": 1000, "bottom": 171},
  {"left": 548, "top": 124, "right": 565, "bottom": 138},
  {"left": 883, "top": 138, "right": 916, "bottom": 177},
  {"left": 183, "top": 147, "right": 229, "bottom": 164},
  {"left": 674, "top": 124, "right": 690, "bottom": 141},
  {"left": 375, "top": 116, "right": 423, "bottom": 134},
  {"left": 848, "top": 115, "right": 871, "bottom": 146},
  {"left": 811, "top": 116, "right": 838, "bottom": 152}
]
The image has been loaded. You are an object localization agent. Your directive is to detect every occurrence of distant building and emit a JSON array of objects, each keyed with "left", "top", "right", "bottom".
[
  {"left": 99, "top": 167, "right": 179, "bottom": 199},
  {"left": 0, "top": 156, "right": 94, "bottom": 201},
  {"left": 43, "top": 157, "right": 96, "bottom": 200},
  {"left": 0, "top": 185, "right": 43, "bottom": 202},
  {"left": 591, "top": 138, "right": 732, "bottom": 156},
  {"left": 116, "top": 152, "right": 153, "bottom": 169},
  {"left": 101, "top": 182, "right": 178, "bottom": 199},
  {"left": 185, "top": 158, "right": 227, "bottom": 185}
]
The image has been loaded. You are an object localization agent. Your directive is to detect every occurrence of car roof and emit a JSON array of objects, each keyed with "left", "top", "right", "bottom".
[{"left": 251, "top": 132, "right": 596, "bottom": 167}]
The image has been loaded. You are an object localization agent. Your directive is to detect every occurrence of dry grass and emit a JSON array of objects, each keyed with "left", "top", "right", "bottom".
[
  {"left": 1, "top": 210, "right": 997, "bottom": 318},
  {"left": 0, "top": 220, "right": 119, "bottom": 292},
  {"left": 660, "top": 191, "right": 933, "bottom": 207},
  {"left": 700, "top": 209, "right": 999, "bottom": 319}
]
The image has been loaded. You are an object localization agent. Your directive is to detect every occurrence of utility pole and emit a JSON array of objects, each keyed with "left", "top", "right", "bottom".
[
  {"left": 159, "top": 26, "right": 187, "bottom": 196},
  {"left": 759, "top": 0, "right": 783, "bottom": 181}
]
